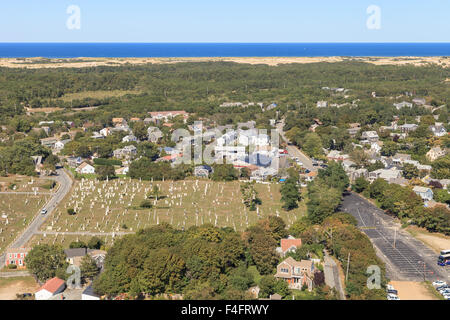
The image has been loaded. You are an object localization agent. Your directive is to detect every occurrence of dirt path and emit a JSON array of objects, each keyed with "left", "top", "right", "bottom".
[
  {"left": 406, "top": 227, "right": 450, "bottom": 254},
  {"left": 390, "top": 281, "right": 438, "bottom": 300},
  {"left": 0, "top": 278, "right": 39, "bottom": 300}
]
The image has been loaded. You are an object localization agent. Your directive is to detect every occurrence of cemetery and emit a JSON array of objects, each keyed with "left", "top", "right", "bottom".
[
  {"left": 0, "top": 177, "right": 51, "bottom": 253},
  {"left": 32, "top": 177, "right": 306, "bottom": 247}
]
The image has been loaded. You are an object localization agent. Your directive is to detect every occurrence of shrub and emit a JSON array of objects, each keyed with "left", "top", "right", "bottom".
[
  {"left": 140, "top": 200, "right": 153, "bottom": 208},
  {"left": 67, "top": 208, "right": 76, "bottom": 215}
]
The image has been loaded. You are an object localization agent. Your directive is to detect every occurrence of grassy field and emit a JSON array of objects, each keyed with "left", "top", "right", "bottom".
[
  {"left": 0, "top": 176, "right": 53, "bottom": 252},
  {"left": 0, "top": 194, "right": 50, "bottom": 252},
  {"left": 59, "top": 90, "right": 142, "bottom": 102},
  {"left": 27, "top": 233, "right": 112, "bottom": 249},
  {"left": 39, "top": 178, "right": 306, "bottom": 237},
  {"left": 0, "top": 176, "right": 57, "bottom": 193}
]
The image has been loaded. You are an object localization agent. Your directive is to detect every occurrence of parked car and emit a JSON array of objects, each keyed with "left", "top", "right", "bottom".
[
  {"left": 387, "top": 289, "right": 398, "bottom": 295},
  {"left": 432, "top": 280, "right": 447, "bottom": 287},
  {"left": 387, "top": 293, "right": 400, "bottom": 300},
  {"left": 386, "top": 284, "right": 395, "bottom": 291}
]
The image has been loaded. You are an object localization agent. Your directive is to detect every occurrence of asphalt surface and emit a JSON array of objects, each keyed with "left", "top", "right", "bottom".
[
  {"left": 277, "top": 120, "right": 316, "bottom": 172},
  {"left": 341, "top": 192, "right": 449, "bottom": 282},
  {"left": 0, "top": 168, "right": 73, "bottom": 266},
  {"left": 324, "top": 254, "right": 346, "bottom": 300}
]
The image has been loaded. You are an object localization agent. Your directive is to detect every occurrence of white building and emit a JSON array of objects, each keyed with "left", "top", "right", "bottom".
[
  {"left": 35, "top": 277, "right": 66, "bottom": 300},
  {"left": 82, "top": 284, "right": 100, "bottom": 300},
  {"left": 216, "top": 130, "right": 237, "bottom": 146},
  {"left": 76, "top": 162, "right": 95, "bottom": 174},
  {"left": 122, "top": 135, "right": 137, "bottom": 143},
  {"left": 100, "top": 128, "right": 111, "bottom": 137},
  {"left": 413, "top": 186, "right": 434, "bottom": 201},
  {"left": 393, "top": 101, "right": 413, "bottom": 110},
  {"left": 317, "top": 101, "right": 328, "bottom": 108},
  {"left": 214, "top": 145, "right": 246, "bottom": 162}
]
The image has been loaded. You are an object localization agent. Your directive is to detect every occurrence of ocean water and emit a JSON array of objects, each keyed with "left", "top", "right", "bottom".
[{"left": 0, "top": 43, "right": 449, "bottom": 58}]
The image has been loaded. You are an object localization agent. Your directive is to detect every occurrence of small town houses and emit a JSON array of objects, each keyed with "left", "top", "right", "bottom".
[
  {"left": 413, "top": 186, "right": 434, "bottom": 202},
  {"left": 274, "top": 257, "right": 315, "bottom": 291},
  {"left": 4, "top": 247, "right": 30, "bottom": 269},
  {"left": 275, "top": 236, "right": 302, "bottom": 257},
  {"left": 426, "top": 147, "right": 447, "bottom": 162},
  {"left": 76, "top": 162, "right": 95, "bottom": 174},
  {"left": 35, "top": 277, "right": 66, "bottom": 300}
]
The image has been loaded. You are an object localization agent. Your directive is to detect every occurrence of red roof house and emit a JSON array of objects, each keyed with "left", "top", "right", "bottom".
[{"left": 35, "top": 277, "right": 66, "bottom": 300}]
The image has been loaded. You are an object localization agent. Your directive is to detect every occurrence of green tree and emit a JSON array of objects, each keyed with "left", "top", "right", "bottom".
[
  {"left": 96, "top": 165, "right": 116, "bottom": 181},
  {"left": 402, "top": 163, "right": 419, "bottom": 179},
  {"left": 303, "top": 133, "right": 323, "bottom": 158},
  {"left": 25, "top": 244, "right": 68, "bottom": 282},
  {"left": 307, "top": 182, "right": 342, "bottom": 224},
  {"left": 88, "top": 236, "right": 104, "bottom": 249},
  {"left": 380, "top": 141, "right": 398, "bottom": 157},
  {"left": 280, "top": 177, "right": 301, "bottom": 211},
  {"left": 431, "top": 155, "right": 450, "bottom": 179},
  {"left": 80, "top": 255, "right": 100, "bottom": 282},
  {"left": 353, "top": 176, "right": 369, "bottom": 193}
]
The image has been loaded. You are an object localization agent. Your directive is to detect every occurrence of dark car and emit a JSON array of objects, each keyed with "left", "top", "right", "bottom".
[{"left": 387, "top": 289, "right": 398, "bottom": 295}]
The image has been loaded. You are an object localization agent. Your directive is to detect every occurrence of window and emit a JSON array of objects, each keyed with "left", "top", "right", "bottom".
[
  {"left": 280, "top": 268, "right": 289, "bottom": 273},
  {"left": 19, "top": 260, "right": 22, "bottom": 266}
]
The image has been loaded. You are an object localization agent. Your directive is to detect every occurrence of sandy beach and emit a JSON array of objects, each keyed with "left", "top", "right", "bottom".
[{"left": 0, "top": 56, "right": 448, "bottom": 69}]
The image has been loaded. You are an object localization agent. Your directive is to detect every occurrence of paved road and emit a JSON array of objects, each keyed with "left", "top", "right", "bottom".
[
  {"left": 276, "top": 119, "right": 316, "bottom": 172},
  {"left": 341, "top": 192, "right": 449, "bottom": 282},
  {"left": 324, "top": 254, "right": 346, "bottom": 300},
  {"left": 0, "top": 168, "right": 73, "bottom": 266}
]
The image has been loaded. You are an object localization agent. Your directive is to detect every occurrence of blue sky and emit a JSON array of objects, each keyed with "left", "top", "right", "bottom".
[{"left": 0, "top": 0, "right": 448, "bottom": 42}]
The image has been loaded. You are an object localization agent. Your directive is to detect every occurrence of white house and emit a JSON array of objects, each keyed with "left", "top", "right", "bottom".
[
  {"left": 238, "top": 129, "right": 270, "bottom": 147},
  {"left": 122, "top": 134, "right": 137, "bottom": 143},
  {"left": 429, "top": 123, "right": 447, "bottom": 137},
  {"left": 317, "top": 101, "right": 328, "bottom": 108},
  {"left": 76, "top": 162, "right": 95, "bottom": 174},
  {"left": 100, "top": 128, "right": 111, "bottom": 137},
  {"left": 35, "top": 277, "right": 66, "bottom": 300},
  {"left": 413, "top": 186, "right": 434, "bottom": 201},
  {"left": 82, "top": 284, "right": 101, "bottom": 300},
  {"left": 361, "top": 131, "right": 379, "bottom": 143},
  {"left": 216, "top": 130, "right": 237, "bottom": 146},
  {"left": 214, "top": 145, "right": 246, "bottom": 162},
  {"left": 54, "top": 139, "right": 70, "bottom": 150},
  {"left": 393, "top": 101, "right": 413, "bottom": 110}
]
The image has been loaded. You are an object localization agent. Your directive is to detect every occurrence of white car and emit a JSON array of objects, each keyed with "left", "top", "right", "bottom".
[
  {"left": 387, "top": 293, "right": 400, "bottom": 300},
  {"left": 40, "top": 208, "right": 48, "bottom": 215},
  {"left": 433, "top": 280, "right": 447, "bottom": 287},
  {"left": 386, "top": 284, "right": 395, "bottom": 291},
  {"left": 439, "top": 289, "right": 450, "bottom": 295}
]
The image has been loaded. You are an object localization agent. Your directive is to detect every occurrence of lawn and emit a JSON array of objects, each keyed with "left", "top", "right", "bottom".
[
  {"left": 0, "top": 194, "right": 50, "bottom": 253},
  {"left": 39, "top": 178, "right": 306, "bottom": 236},
  {"left": 59, "top": 90, "right": 142, "bottom": 102}
]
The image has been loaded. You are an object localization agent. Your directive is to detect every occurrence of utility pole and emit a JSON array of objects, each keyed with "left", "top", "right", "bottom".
[
  {"left": 393, "top": 228, "right": 397, "bottom": 249},
  {"left": 345, "top": 252, "right": 351, "bottom": 282}
]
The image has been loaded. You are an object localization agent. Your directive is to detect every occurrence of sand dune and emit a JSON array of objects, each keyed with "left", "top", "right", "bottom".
[{"left": 0, "top": 56, "right": 448, "bottom": 69}]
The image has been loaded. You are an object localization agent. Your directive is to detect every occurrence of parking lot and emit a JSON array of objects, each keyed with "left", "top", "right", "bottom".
[{"left": 341, "top": 192, "right": 449, "bottom": 282}]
